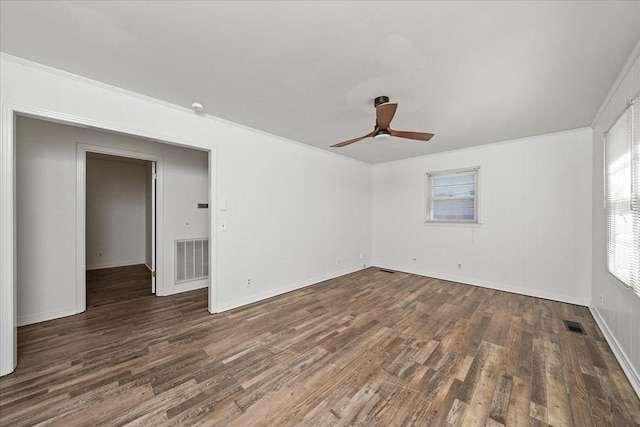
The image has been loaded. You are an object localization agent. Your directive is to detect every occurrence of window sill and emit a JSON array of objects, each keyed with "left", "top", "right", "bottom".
[{"left": 424, "top": 220, "right": 483, "bottom": 227}]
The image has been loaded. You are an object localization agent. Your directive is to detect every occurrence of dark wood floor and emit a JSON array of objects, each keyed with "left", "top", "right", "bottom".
[
  {"left": 1, "top": 266, "right": 638, "bottom": 426},
  {"left": 86, "top": 264, "right": 154, "bottom": 307}
]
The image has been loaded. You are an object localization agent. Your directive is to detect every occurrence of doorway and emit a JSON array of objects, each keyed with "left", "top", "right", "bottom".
[
  {"left": 85, "top": 152, "right": 156, "bottom": 307},
  {"left": 2, "top": 109, "right": 217, "bottom": 377},
  {"left": 77, "top": 144, "right": 163, "bottom": 313}
]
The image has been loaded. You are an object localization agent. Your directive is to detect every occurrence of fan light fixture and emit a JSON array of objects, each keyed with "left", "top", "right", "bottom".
[
  {"left": 330, "top": 96, "right": 434, "bottom": 148},
  {"left": 373, "top": 130, "right": 391, "bottom": 140}
]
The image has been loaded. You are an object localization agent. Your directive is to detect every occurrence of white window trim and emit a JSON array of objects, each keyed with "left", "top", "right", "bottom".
[
  {"left": 425, "top": 166, "right": 480, "bottom": 224},
  {"left": 604, "top": 95, "right": 640, "bottom": 298}
]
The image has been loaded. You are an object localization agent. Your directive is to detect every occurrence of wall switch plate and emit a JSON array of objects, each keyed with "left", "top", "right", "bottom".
[{"left": 221, "top": 199, "right": 228, "bottom": 211}]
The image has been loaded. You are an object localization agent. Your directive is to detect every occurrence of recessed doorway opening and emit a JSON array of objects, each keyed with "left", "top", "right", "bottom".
[
  {"left": 85, "top": 152, "right": 157, "bottom": 307},
  {"left": 13, "top": 114, "right": 213, "bottom": 361}
]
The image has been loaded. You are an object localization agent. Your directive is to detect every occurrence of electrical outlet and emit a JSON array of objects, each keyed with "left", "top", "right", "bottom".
[
  {"left": 412, "top": 257, "right": 417, "bottom": 263},
  {"left": 98, "top": 252, "right": 103, "bottom": 258},
  {"left": 458, "top": 263, "right": 463, "bottom": 269},
  {"left": 359, "top": 253, "right": 364, "bottom": 260},
  {"left": 247, "top": 278, "right": 252, "bottom": 287},
  {"left": 337, "top": 258, "right": 341, "bottom": 266}
]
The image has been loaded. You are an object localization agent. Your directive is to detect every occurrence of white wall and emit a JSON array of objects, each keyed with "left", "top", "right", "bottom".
[
  {"left": 590, "top": 41, "right": 640, "bottom": 395},
  {"left": 214, "top": 124, "right": 371, "bottom": 311},
  {"left": 372, "top": 128, "right": 593, "bottom": 305},
  {"left": 86, "top": 155, "right": 148, "bottom": 270},
  {"left": 0, "top": 54, "right": 372, "bottom": 375},
  {"left": 15, "top": 116, "right": 210, "bottom": 325}
]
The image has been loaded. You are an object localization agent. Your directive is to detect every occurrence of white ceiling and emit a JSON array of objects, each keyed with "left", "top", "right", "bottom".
[{"left": 1, "top": 1, "right": 639, "bottom": 163}]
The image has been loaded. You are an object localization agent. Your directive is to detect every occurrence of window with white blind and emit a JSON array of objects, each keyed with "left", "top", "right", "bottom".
[
  {"left": 605, "top": 96, "right": 639, "bottom": 297},
  {"left": 426, "top": 167, "right": 478, "bottom": 222}
]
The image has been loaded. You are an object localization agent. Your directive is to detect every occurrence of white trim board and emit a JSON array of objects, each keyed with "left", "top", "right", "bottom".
[
  {"left": 591, "top": 39, "right": 640, "bottom": 127},
  {"left": 590, "top": 306, "right": 640, "bottom": 399},
  {"left": 0, "top": 53, "right": 368, "bottom": 167},
  {"left": 208, "top": 149, "right": 217, "bottom": 314},
  {"left": 17, "top": 307, "right": 77, "bottom": 328},
  {"left": 0, "top": 103, "right": 17, "bottom": 376},
  {"left": 373, "top": 263, "right": 591, "bottom": 307},
  {"left": 86, "top": 261, "right": 149, "bottom": 271},
  {"left": 165, "top": 279, "right": 209, "bottom": 297},
  {"left": 216, "top": 264, "right": 368, "bottom": 313}
]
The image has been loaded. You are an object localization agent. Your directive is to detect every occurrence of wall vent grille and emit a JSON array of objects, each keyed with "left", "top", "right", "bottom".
[{"left": 176, "top": 238, "right": 209, "bottom": 283}]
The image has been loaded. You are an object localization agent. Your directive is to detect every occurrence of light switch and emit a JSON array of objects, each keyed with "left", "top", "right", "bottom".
[{"left": 221, "top": 199, "right": 228, "bottom": 211}]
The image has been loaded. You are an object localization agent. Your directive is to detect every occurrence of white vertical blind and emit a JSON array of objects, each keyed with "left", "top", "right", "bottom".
[
  {"left": 606, "top": 97, "right": 639, "bottom": 297},
  {"left": 427, "top": 168, "right": 478, "bottom": 222}
]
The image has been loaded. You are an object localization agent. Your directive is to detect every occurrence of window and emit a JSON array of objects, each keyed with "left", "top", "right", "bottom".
[
  {"left": 605, "top": 96, "right": 639, "bottom": 297},
  {"left": 426, "top": 167, "right": 478, "bottom": 222}
]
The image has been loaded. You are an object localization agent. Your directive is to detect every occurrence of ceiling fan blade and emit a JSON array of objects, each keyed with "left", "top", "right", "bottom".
[
  {"left": 331, "top": 130, "right": 376, "bottom": 147},
  {"left": 376, "top": 102, "right": 397, "bottom": 130},
  {"left": 389, "top": 129, "right": 434, "bottom": 141}
]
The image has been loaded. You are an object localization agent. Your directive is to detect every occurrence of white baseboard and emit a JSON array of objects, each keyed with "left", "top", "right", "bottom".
[
  {"left": 216, "top": 264, "right": 367, "bottom": 313},
  {"left": 590, "top": 306, "right": 640, "bottom": 399},
  {"left": 162, "top": 278, "right": 209, "bottom": 296},
  {"left": 373, "top": 264, "right": 590, "bottom": 306},
  {"left": 86, "top": 260, "right": 146, "bottom": 271},
  {"left": 17, "top": 307, "right": 78, "bottom": 327}
]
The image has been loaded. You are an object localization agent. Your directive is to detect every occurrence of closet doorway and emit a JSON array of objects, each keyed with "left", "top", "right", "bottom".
[{"left": 85, "top": 152, "right": 157, "bottom": 307}]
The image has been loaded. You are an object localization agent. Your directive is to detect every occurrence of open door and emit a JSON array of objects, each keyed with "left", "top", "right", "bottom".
[{"left": 151, "top": 161, "right": 157, "bottom": 294}]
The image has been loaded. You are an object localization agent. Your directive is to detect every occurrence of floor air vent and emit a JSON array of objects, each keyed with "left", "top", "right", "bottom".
[
  {"left": 564, "top": 320, "right": 586, "bottom": 334},
  {"left": 176, "top": 238, "right": 209, "bottom": 283},
  {"left": 379, "top": 269, "right": 395, "bottom": 274}
]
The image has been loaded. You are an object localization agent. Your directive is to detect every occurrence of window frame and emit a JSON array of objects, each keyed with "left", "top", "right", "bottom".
[
  {"left": 425, "top": 166, "right": 480, "bottom": 224},
  {"left": 604, "top": 96, "right": 639, "bottom": 298}
]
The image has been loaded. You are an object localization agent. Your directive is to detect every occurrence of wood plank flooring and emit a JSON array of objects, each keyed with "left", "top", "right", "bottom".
[{"left": 1, "top": 265, "right": 638, "bottom": 426}]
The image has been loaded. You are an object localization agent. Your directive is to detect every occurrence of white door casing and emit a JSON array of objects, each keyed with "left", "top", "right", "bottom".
[
  {"left": 151, "top": 160, "right": 157, "bottom": 294},
  {"left": 77, "top": 143, "right": 164, "bottom": 309},
  {"left": 0, "top": 104, "right": 217, "bottom": 376}
]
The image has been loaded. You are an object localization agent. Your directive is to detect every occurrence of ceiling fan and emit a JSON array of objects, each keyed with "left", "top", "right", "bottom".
[{"left": 331, "top": 96, "right": 434, "bottom": 148}]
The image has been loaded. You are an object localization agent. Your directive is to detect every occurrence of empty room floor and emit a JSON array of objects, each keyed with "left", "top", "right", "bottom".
[{"left": 1, "top": 267, "right": 638, "bottom": 426}]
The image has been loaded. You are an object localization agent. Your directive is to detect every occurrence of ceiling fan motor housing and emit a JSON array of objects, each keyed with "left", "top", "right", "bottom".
[{"left": 374, "top": 96, "right": 389, "bottom": 107}]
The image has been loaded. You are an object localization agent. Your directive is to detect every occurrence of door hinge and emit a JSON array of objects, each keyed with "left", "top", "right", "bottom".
[
  {"left": 152, "top": 173, "right": 157, "bottom": 180},
  {"left": 152, "top": 271, "right": 156, "bottom": 278}
]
